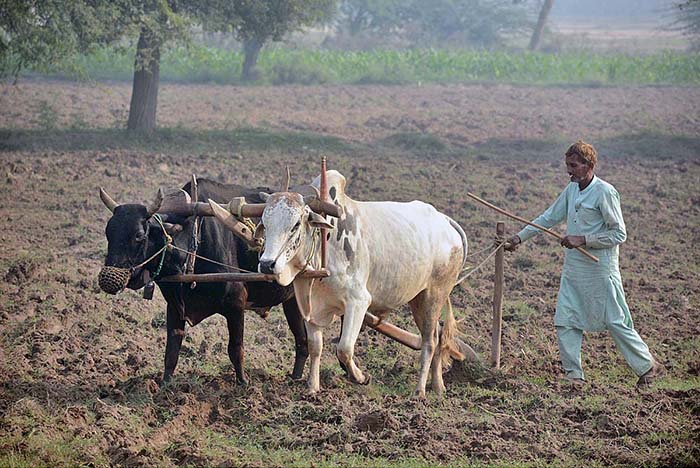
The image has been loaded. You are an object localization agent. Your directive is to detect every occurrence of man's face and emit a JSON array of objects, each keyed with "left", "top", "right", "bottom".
[{"left": 565, "top": 154, "right": 593, "bottom": 184}]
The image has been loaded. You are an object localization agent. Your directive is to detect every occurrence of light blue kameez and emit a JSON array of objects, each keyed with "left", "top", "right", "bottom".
[{"left": 517, "top": 176, "right": 653, "bottom": 380}]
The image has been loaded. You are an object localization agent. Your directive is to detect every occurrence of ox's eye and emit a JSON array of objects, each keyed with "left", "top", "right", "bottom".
[
  {"left": 133, "top": 233, "right": 146, "bottom": 243},
  {"left": 292, "top": 221, "right": 301, "bottom": 231}
]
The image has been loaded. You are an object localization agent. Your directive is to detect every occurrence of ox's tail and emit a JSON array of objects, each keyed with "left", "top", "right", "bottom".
[
  {"left": 446, "top": 216, "right": 469, "bottom": 272},
  {"left": 439, "top": 297, "right": 465, "bottom": 368}
]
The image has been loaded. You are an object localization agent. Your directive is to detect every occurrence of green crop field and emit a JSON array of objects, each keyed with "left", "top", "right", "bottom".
[{"left": 37, "top": 45, "right": 700, "bottom": 86}]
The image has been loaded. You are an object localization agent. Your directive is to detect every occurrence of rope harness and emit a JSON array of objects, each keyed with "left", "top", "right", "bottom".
[
  {"left": 455, "top": 234, "right": 507, "bottom": 285},
  {"left": 266, "top": 222, "right": 321, "bottom": 275}
]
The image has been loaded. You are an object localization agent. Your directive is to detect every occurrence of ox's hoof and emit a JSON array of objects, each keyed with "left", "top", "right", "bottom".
[
  {"left": 411, "top": 389, "right": 427, "bottom": 400},
  {"left": 431, "top": 382, "right": 446, "bottom": 396},
  {"left": 360, "top": 373, "right": 372, "bottom": 386},
  {"left": 346, "top": 370, "right": 371, "bottom": 386},
  {"left": 236, "top": 376, "right": 248, "bottom": 387},
  {"left": 291, "top": 359, "right": 307, "bottom": 380}
]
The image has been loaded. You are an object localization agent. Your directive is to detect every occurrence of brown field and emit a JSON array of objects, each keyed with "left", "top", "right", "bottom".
[{"left": 1, "top": 79, "right": 699, "bottom": 467}]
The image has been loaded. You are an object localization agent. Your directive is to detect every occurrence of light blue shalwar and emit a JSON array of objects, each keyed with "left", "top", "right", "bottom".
[{"left": 517, "top": 176, "right": 653, "bottom": 380}]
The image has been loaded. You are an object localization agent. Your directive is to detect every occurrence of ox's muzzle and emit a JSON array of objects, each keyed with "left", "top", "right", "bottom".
[
  {"left": 98, "top": 265, "right": 132, "bottom": 294},
  {"left": 259, "top": 259, "right": 276, "bottom": 275}
]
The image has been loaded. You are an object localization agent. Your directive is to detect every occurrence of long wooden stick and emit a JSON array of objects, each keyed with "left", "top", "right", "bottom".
[
  {"left": 466, "top": 192, "right": 599, "bottom": 263},
  {"left": 320, "top": 157, "right": 328, "bottom": 270},
  {"left": 491, "top": 222, "right": 504, "bottom": 369}
]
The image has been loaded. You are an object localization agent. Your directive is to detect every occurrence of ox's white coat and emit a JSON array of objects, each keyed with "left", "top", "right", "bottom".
[{"left": 258, "top": 170, "right": 468, "bottom": 397}]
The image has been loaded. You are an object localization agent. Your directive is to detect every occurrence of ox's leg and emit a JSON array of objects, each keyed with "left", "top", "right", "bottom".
[
  {"left": 306, "top": 321, "right": 324, "bottom": 394},
  {"left": 336, "top": 316, "right": 348, "bottom": 374},
  {"left": 337, "top": 294, "right": 372, "bottom": 385},
  {"left": 164, "top": 301, "right": 186, "bottom": 383},
  {"left": 224, "top": 283, "right": 248, "bottom": 386},
  {"left": 430, "top": 321, "right": 446, "bottom": 395},
  {"left": 226, "top": 308, "right": 247, "bottom": 386},
  {"left": 282, "top": 298, "right": 308, "bottom": 380},
  {"left": 409, "top": 291, "right": 442, "bottom": 398}
]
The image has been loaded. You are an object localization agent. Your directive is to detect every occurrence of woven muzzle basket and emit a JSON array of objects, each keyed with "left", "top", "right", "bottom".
[{"left": 98, "top": 266, "right": 132, "bottom": 294}]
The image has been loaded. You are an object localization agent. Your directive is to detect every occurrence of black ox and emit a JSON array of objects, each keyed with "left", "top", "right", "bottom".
[{"left": 98, "top": 179, "right": 308, "bottom": 384}]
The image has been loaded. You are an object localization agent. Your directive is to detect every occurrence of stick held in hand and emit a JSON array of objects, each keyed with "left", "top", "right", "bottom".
[{"left": 466, "top": 192, "right": 599, "bottom": 263}]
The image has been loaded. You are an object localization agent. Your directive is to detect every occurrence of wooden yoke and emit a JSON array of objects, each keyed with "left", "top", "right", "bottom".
[{"left": 159, "top": 190, "right": 341, "bottom": 219}]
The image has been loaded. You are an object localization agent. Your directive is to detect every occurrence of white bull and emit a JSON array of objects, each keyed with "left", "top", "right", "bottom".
[{"left": 229, "top": 170, "right": 467, "bottom": 397}]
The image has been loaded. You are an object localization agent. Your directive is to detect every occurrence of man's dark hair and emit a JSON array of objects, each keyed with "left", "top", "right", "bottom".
[{"left": 565, "top": 140, "right": 598, "bottom": 167}]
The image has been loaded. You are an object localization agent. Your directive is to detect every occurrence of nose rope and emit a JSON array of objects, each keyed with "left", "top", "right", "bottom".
[
  {"left": 131, "top": 214, "right": 172, "bottom": 277},
  {"left": 298, "top": 228, "right": 320, "bottom": 275},
  {"left": 153, "top": 214, "right": 259, "bottom": 275},
  {"left": 167, "top": 244, "right": 257, "bottom": 273}
]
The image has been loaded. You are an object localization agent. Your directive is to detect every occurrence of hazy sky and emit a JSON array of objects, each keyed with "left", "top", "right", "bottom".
[{"left": 550, "top": 0, "right": 675, "bottom": 18}]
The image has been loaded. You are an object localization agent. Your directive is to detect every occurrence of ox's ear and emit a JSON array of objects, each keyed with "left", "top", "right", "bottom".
[
  {"left": 259, "top": 192, "right": 271, "bottom": 202},
  {"left": 162, "top": 222, "right": 184, "bottom": 236},
  {"left": 163, "top": 223, "right": 185, "bottom": 236},
  {"left": 307, "top": 210, "right": 334, "bottom": 230},
  {"left": 254, "top": 222, "right": 265, "bottom": 240}
]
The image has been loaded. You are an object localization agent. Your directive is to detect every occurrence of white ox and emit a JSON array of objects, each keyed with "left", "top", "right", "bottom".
[{"left": 232, "top": 170, "right": 467, "bottom": 397}]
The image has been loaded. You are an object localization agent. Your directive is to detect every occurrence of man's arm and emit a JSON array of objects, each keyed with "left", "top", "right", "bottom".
[
  {"left": 505, "top": 186, "right": 569, "bottom": 251},
  {"left": 584, "top": 188, "right": 627, "bottom": 249}
]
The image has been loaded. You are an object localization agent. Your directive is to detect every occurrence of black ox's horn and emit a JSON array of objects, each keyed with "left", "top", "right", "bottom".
[
  {"left": 99, "top": 187, "right": 119, "bottom": 212},
  {"left": 146, "top": 188, "right": 164, "bottom": 216}
]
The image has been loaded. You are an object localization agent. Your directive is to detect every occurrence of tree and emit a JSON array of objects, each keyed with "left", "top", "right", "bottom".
[
  {"left": 674, "top": 0, "right": 700, "bottom": 48},
  {"left": 201, "top": 0, "right": 337, "bottom": 81},
  {"left": 337, "top": 0, "right": 402, "bottom": 37},
  {"left": 528, "top": 0, "right": 554, "bottom": 51},
  {"left": 121, "top": 2, "right": 191, "bottom": 132},
  {"left": 0, "top": 0, "right": 121, "bottom": 79},
  {"left": 403, "top": 0, "right": 532, "bottom": 48},
  {"left": 1, "top": 0, "right": 192, "bottom": 132},
  {"left": 335, "top": 0, "right": 532, "bottom": 48}
]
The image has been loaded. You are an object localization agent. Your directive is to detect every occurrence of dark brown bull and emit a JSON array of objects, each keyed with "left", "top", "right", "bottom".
[{"left": 98, "top": 179, "right": 308, "bottom": 384}]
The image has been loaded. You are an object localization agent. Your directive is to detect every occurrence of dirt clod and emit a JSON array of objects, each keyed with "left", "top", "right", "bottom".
[{"left": 355, "top": 410, "right": 400, "bottom": 433}]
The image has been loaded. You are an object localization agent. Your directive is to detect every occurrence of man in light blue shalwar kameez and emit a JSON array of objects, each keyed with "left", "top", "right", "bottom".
[{"left": 506, "top": 141, "right": 660, "bottom": 387}]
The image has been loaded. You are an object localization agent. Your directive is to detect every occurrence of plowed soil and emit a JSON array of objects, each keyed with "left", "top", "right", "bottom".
[{"left": 1, "top": 79, "right": 699, "bottom": 467}]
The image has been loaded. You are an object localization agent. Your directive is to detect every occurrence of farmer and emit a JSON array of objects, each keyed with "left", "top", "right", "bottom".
[{"left": 504, "top": 140, "right": 661, "bottom": 387}]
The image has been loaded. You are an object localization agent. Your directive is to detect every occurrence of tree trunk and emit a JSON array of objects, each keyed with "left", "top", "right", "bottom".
[
  {"left": 241, "top": 37, "right": 263, "bottom": 82},
  {"left": 127, "top": 29, "right": 160, "bottom": 132},
  {"left": 529, "top": 0, "right": 555, "bottom": 51}
]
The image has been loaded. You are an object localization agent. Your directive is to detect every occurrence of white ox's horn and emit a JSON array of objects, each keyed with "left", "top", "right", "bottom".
[
  {"left": 147, "top": 188, "right": 164, "bottom": 216},
  {"left": 99, "top": 187, "right": 119, "bottom": 212}
]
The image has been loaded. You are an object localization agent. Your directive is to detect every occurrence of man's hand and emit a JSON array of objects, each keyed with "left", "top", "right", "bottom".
[
  {"left": 560, "top": 235, "right": 586, "bottom": 249},
  {"left": 504, "top": 235, "right": 521, "bottom": 252}
]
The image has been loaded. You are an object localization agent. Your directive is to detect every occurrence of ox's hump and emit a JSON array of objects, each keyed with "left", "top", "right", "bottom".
[{"left": 312, "top": 170, "right": 347, "bottom": 201}]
